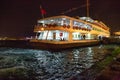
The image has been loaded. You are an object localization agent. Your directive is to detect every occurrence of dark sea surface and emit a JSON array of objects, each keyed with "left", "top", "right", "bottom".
[{"left": 0, "top": 44, "right": 119, "bottom": 80}]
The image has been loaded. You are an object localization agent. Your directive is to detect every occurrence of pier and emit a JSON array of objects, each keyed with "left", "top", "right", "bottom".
[
  {"left": 1, "top": 37, "right": 120, "bottom": 51},
  {"left": 0, "top": 39, "right": 29, "bottom": 48},
  {"left": 0, "top": 39, "right": 100, "bottom": 51}
]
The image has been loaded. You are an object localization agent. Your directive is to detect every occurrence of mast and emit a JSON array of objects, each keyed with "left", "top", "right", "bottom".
[{"left": 86, "top": 0, "right": 89, "bottom": 17}]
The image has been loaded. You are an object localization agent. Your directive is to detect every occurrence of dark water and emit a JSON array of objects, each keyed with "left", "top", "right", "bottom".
[{"left": 0, "top": 44, "right": 119, "bottom": 80}]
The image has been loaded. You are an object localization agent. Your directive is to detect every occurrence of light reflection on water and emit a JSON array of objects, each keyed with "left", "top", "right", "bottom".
[{"left": 0, "top": 44, "right": 119, "bottom": 80}]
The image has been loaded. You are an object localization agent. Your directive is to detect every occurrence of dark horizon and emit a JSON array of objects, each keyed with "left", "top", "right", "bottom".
[{"left": 0, "top": 0, "right": 120, "bottom": 37}]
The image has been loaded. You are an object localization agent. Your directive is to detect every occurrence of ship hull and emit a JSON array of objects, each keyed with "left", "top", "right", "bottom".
[{"left": 30, "top": 40, "right": 100, "bottom": 51}]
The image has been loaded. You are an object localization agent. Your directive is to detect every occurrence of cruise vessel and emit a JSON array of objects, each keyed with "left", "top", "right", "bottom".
[{"left": 30, "top": 15, "right": 110, "bottom": 50}]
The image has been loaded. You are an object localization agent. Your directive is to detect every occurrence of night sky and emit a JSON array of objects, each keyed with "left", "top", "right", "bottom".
[{"left": 0, "top": 0, "right": 120, "bottom": 37}]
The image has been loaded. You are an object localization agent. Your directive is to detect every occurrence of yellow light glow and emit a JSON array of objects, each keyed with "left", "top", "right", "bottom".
[
  {"left": 41, "top": 28, "right": 44, "bottom": 31},
  {"left": 114, "top": 32, "right": 120, "bottom": 35}
]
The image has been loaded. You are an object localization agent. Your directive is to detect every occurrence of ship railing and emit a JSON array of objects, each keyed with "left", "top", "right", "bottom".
[
  {"left": 72, "top": 26, "right": 91, "bottom": 31},
  {"left": 34, "top": 25, "right": 92, "bottom": 32},
  {"left": 34, "top": 24, "right": 71, "bottom": 30}
]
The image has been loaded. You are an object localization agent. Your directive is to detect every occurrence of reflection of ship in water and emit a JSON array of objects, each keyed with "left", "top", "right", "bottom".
[{"left": 30, "top": 15, "right": 110, "bottom": 50}]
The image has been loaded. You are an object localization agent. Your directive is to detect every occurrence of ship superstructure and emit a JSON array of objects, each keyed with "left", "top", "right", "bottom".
[{"left": 33, "top": 15, "right": 110, "bottom": 41}]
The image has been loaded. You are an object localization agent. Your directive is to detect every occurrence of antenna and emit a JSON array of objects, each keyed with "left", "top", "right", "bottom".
[
  {"left": 60, "top": 4, "right": 88, "bottom": 15},
  {"left": 86, "top": 0, "right": 89, "bottom": 17}
]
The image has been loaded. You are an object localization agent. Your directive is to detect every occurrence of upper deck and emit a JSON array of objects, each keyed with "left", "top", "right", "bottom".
[{"left": 34, "top": 15, "right": 110, "bottom": 36}]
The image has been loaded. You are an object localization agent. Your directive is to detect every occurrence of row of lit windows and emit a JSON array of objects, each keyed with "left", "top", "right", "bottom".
[
  {"left": 38, "top": 18, "right": 70, "bottom": 26},
  {"left": 37, "top": 17, "right": 92, "bottom": 30},
  {"left": 92, "top": 27, "right": 103, "bottom": 32},
  {"left": 93, "top": 27, "right": 109, "bottom": 34}
]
